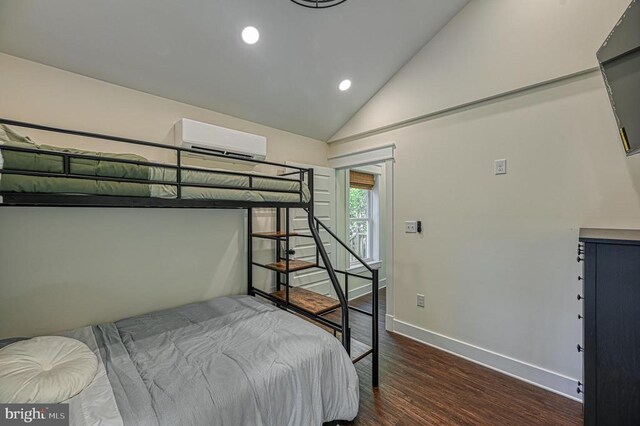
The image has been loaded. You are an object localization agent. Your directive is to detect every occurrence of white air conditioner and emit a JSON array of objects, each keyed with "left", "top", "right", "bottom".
[{"left": 175, "top": 119, "right": 267, "bottom": 161}]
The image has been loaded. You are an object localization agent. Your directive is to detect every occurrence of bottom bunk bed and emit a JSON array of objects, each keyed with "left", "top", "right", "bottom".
[{"left": 0, "top": 296, "right": 360, "bottom": 426}]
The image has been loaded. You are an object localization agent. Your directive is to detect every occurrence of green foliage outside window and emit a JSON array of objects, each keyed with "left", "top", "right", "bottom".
[
  {"left": 349, "top": 188, "right": 369, "bottom": 219},
  {"left": 349, "top": 187, "right": 370, "bottom": 261}
]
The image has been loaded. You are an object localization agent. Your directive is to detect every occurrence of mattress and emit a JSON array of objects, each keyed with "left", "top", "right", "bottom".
[
  {"left": 0, "top": 125, "right": 310, "bottom": 203},
  {"left": 0, "top": 296, "right": 360, "bottom": 425}
]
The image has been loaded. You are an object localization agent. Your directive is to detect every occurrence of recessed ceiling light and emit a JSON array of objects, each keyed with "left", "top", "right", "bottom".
[
  {"left": 242, "top": 26, "right": 260, "bottom": 45},
  {"left": 338, "top": 79, "right": 352, "bottom": 91}
]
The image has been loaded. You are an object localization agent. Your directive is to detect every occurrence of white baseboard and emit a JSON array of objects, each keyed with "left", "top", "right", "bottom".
[
  {"left": 348, "top": 278, "right": 386, "bottom": 301},
  {"left": 385, "top": 314, "right": 394, "bottom": 332},
  {"left": 391, "top": 318, "right": 582, "bottom": 403}
]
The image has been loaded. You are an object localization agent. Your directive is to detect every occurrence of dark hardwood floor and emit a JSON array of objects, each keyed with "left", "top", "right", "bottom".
[{"left": 328, "top": 289, "right": 583, "bottom": 426}]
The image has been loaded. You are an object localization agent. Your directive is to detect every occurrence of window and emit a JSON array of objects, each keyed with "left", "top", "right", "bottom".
[
  {"left": 348, "top": 170, "right": 376, "bottom": 266},
  {"left": 349, "top": 187, "right": 372, "bottom": 263}
]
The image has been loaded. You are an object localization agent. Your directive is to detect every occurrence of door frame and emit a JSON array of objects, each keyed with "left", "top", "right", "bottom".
[{"left": 328, "top": 144, "right": 395, "bottom": 332}]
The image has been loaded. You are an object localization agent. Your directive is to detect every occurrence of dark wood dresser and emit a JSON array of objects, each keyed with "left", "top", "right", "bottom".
[{"left": 579, "top": 228, "right": 640, "bottom": 425}]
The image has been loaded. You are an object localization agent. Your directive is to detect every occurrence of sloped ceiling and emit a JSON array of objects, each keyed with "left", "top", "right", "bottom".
[
  {"left": 330, "top": 0, "right": 630, "bottom": 142},
  {"left": 0, "top": 0, "right": 469, "bottom": 140}
]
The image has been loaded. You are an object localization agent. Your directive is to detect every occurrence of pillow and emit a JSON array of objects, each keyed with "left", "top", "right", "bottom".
[
  {"left": 0, "top": 336, "right": 97, "bottom": 403},
  {"left": 0, "top": 124, "right": 36, "bottom": 145}
]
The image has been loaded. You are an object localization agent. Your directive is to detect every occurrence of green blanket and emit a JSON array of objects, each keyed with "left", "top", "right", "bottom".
[
  {"left": 0, "top": 125, "right": 310, "bottom": 202},
  {"left": 0, "top": 125, "right": 152, "bottom": 197}
]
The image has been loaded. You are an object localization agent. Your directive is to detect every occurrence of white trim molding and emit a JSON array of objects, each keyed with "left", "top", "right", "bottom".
[
  {"left": 391, "top": 318, "right": 583, "bottom": 403},
  {"left": 348, "top": 278, "right": 386, "bottom": 301},
  {"left": 351, "top": 164, "right": 383, "bottom": 175},
  {"left": 329, "top": 145, "right": 395, "bottom": 333},
  {"left": 328, "top": 143, "right": 396, "bottom": 169},
  {"left": 385, "top": 315, "right": 395, "bottom": 332},
  {"left": 384, "top": 159, "right": 394, "bottom": 326},
  {"left": 348, "top": 260, "right": 382, "bottom": 274},
  {"left": 327, "top": 68, "right": 599, "bottom": 145}
]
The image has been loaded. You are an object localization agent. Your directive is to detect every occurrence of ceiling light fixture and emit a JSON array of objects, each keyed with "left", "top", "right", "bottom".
[
  {"left": 338, "top": 79, "right": 352, "bottom": 91},
  {"left": 290, "top": 0, "right": 347, "bottom": 9},
  {"left": 242, "top": 26, "right": 260, "bottom": 45}
]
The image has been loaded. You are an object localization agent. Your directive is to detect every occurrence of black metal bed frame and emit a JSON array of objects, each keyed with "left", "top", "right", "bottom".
[
  {"left": 0, "top": 118, "right": 311, "bottom": 208},
  {"left": 0, "top": 118, "right": 379, "bottom": 387}
]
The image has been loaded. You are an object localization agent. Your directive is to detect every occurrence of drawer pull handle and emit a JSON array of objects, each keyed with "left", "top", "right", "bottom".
[
  {"left": 578, "top": 276, "right": 583, "bottom": 281},
  {"left": 577, "top": 294, "right": 583, "bottom": 301},
  {"left": 577, "top": 344, "right": 584, "bottom": 352},
  {"left": 577, "top": 256, "right": 584, "bottom": 263},
  {"left": 578, "top": 314, "right": 583, "bottom": 319}
]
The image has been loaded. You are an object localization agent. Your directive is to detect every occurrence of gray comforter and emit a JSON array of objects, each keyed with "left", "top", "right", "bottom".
[{"left": 63, "top": 296, "right": 359, "bottom": 425}]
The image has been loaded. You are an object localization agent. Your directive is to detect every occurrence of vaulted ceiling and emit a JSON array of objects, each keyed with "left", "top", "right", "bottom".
[{"left": 0, "top": 0, "right": 469, "bottom": 140}]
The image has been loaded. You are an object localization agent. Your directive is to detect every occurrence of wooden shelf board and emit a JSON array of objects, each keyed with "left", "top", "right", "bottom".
[
  {"left": 266, "top": 259, "right": 316, "bottom": 273},
  {"left": 271, "top": 287, "right": 340, "bottom": 315},
  {"left": 252, "top": 231, "right": 300, "bottom": 239}
]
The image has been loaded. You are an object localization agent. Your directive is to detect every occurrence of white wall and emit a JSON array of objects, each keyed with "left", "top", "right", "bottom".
[
  {"left": 0, "top": 53, "right": 328, "bottom": 339},
  {"left": 328, "top": 0, "right": 640, "bottom": 398}
]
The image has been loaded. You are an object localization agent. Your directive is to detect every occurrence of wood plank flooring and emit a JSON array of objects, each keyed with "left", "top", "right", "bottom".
[{"left": 327, "top": 289, "right": 582, "bottom": 425}]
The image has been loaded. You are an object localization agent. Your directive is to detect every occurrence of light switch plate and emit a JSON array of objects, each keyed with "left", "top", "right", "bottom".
[
  {"left": 417, "top": 294, "right": 425, "bottom": 308},
  {"left": 495, "top": 159, "right": 507, "bottom": 175},
  {"left": 405, "top": 221, "right": 417, "bottom": 233}
]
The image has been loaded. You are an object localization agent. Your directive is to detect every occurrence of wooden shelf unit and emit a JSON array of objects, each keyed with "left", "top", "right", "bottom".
[{"left": 248, "top": 207, "right": 379, "bottom": 386}]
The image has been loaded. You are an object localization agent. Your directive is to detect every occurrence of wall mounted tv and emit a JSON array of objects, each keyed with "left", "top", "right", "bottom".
[{"left": 597, "top": 0, "right": 640, "bottom": 156}]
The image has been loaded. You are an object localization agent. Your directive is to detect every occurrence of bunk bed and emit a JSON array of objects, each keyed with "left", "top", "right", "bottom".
[{"left": 0, "top": 118, "right": 379, "bottom": 424}]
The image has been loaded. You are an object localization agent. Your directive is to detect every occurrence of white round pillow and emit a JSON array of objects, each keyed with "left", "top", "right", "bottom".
[{"left": 0, "top": 336, "right": 97, "bottom": 403}]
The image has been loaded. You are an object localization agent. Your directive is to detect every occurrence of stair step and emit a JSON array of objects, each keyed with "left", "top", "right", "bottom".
[
  {"left": 265, "top": 259, "right": 316, "bottom": 273},
  {"left": 292, "top": 313, "right": 372, "bottom": 364},
  {"left": 271, "top": 287, "right": 340, "bottom": 315},
  {"left": 252, "top": 231, "right": 299, "bottom": 240},
  {"left": 351, "top": 338, "right": 373, "bottom": 364}
]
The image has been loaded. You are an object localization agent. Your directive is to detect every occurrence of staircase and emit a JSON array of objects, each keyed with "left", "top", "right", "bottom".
[{"left": 248, "top": 207, "right": 379, "bottom": 387}]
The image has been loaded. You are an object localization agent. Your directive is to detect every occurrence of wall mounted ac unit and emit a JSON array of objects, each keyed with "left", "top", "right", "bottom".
[{"left": 175, "top": 119, "right": 267, "bottom": 161}]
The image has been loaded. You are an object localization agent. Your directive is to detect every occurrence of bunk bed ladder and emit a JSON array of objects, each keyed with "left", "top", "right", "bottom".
[
  {"left": 311, "top": 214, "right": 380, "bottom": 388},
  {"left": 248, "top": 169, "right": 379, "bottom": 387},
  {"left": 308, "top": 210, "right": 351, "bottom": 353}
]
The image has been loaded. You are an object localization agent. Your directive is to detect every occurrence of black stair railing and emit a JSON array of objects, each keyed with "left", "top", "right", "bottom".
[{"left": 312, "top": 215, "right": 379, "bottom": 387}]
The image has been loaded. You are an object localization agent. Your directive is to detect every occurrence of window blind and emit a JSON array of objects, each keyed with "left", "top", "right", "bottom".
[{"left": 350, "top": 171, "right": 375, "bottom": 190}]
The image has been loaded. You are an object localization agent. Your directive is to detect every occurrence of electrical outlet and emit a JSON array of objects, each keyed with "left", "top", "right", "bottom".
[
  {"left": 416, "top": 293, "right": 425, "bottom": 308},
  {"left": 405, "top": 221, "right": 417, "bottom": 233},
  {"left": 495, "top": 159, "right": 507, "bottom": 175}
]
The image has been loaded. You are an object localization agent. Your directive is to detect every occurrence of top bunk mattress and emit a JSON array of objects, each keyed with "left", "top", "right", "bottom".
[{"left": 0, "top": 125, "right": 311, "bottom": 204}]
